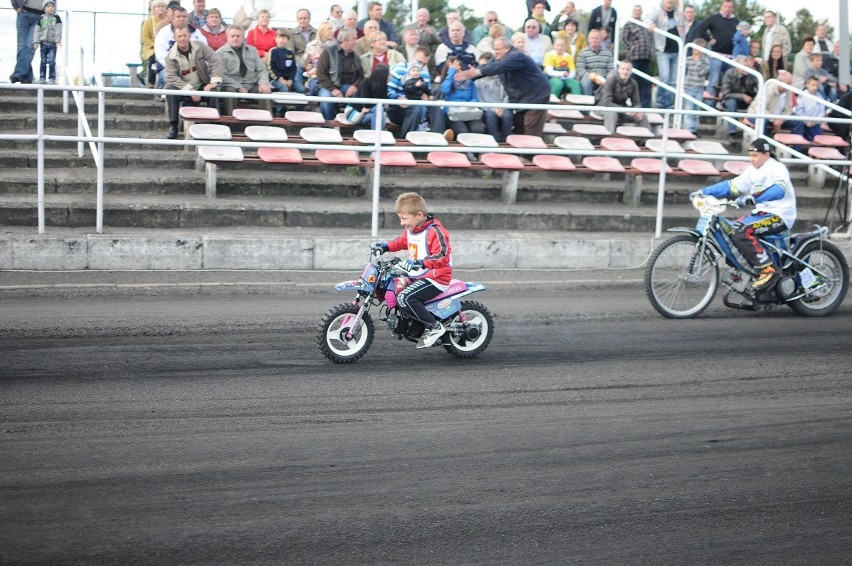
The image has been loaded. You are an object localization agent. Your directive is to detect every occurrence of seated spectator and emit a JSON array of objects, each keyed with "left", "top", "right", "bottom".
[
  {"left": 805, "top": 53, "right": 837, "bottom": 102},
  {"left": 550, "top": 2, "right": 580, "bottom": 37},
  {"left": 360, "top": 31, "right": 405, "bottom": 77},
  {"left": 575, "top": 29, "right": 611, "bottom": 98},
  {"left": 474, "top": 52, "right": 513, "bottom": 142},
  {"left": 719, "top": 55, "right": 759, "bottom": 143},
  {"left": 357, "top": 2, "right": 399, "bottom": 49},
  {"left": 511, "top": 32, "right": 529, "bottom": 54},
  {"left": 745, "top": 69, "right": 793, "bottom": 136},
  {"left": 164, "top": 25, "right": 222, "bottom": 138},
  {"left": 217, "top": 24, "right": 272, "bottom": 115},
  {"left": 435, "top": 21, "right": 477, "bottom": 73},
  {"left": 439, "top": 12, "right": 471, "bottom": 45},
  {"left": 762, "top": 43, "right": 785, "bottom": 81},
  {"left": 792, "top": 75, "right": 828, "bottom": 143},
  {"left": 475, "top": 23, "right": 505, "bottom": 59},
  {"left": 397, "top": 25, "right": 437, "bottom": 78},
  {"left": 470, "top": 11, "right": 512, "bottom": 47},
  {"left": 301, "top": 22, "right": 336, "bottom": 94},
  {"left": 543, "top": 37, "right": 579, "bottom": 98},
  {"left": 345, "top": 63, "right": 390, "bottom": 129},
  {"left": 387, "top": 47, "right": 434, "bottom": 139},
  {"left": 430, "top": 56, "right": 485, "bottom": 141},
  {"left": 355, "top": 20, "right": 380, "bottom": 57},
  {"left": 528, "top": 1, "right": 553, "bottom": 37},
  {"left": 246, "top": 9, "right": 276, "bottom": 59},
  {"left": 141, "top": 0, "right": 170, "bottom": 87},
  {"left": 187, "top": 0, "right": 208, "bottom": 29},
  {"left": 155, "top": 6, "right": 208, "bottom": 89},
  {"left": 552, "top": 18, "right": 585, "bottom": 59},
  {"left": 683, "top": 38, "right": 710, "bottom": 135},
  {"left": 731, "top": 20, "right": 751, "bottom": 58},
  {"left": 413, "top": 8, "right": 441, "bottom": 50},
  {"left": 334, "top": 11, "right": 363, "bottom": 40},
  {"left": 828, "top": 90, "right": 852, "bottom": 141},
  {"left": 822, "top": 41, "right": 841, "bottom": 83},
  {"left": 199, "top": 9, "right": 227, "bottom": 51},
  {"left": 598, "top": 60, "right": 650, "bottom": 134},
  {"left": 792, "top": 36, "right": 815, "bottom": 89},
  {"left": 523, "top": 18, "right": 552, "bottom": 67},
  {"left": 315, "top": 27, "right": 363, "bottom": 120},
  {"left": 267, "top": 28, "right": 296, "bottom": 115}
]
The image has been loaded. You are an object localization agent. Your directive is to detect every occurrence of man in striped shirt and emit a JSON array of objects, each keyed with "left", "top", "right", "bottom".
[{"left": 575, "top": 29, "right": 613, "bottom": 98}]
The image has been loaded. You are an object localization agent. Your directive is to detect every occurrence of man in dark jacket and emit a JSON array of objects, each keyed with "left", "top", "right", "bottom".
[
  {"left": 588, "top": 0, "right": 617, "bottom": 37},
  {"left": 694, "top": 0, "right": 738, "bottom": 97},
  {"left": 454, "top": 36, "right": 551, "bottom": 137},
  {"left": 598, "top": 60, "right": 651, "bottom": 134},
  {"left": 720, "top": 55, "right": 759, "bottom": 142},
  {"left": 315, "top": 28, "right": 364, "bottom": 120}
]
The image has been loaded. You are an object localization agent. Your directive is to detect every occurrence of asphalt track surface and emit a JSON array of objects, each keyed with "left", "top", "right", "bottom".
[{"left": 1, "top": 271, "right": 850, "bottom": 565}]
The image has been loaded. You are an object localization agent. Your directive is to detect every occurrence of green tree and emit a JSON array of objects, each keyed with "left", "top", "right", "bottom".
[
  {"left": 785, "top": 8, "right": 833, "bottom": 52},
  {"left": 383, "top": 0, "right": 411, "bottom": 30},
  {"left": 694, "top": 0, "right": 766, "bottom": 26}
]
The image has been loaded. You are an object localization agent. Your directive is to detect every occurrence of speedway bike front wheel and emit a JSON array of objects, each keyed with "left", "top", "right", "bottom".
[
  {"left": 645, "top": 234, "right": 720, "bottom": 319},
  {"left": 317, "top": 303, "right": 374, "bottom": 363}
]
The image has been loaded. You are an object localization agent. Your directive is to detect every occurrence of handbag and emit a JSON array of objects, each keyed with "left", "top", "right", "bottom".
[
  {"left": 447, "top": 106, "right": 483, "bottom": 122},
  {"left": 233, "top": 6, "right": 251, "bottom": 29}
]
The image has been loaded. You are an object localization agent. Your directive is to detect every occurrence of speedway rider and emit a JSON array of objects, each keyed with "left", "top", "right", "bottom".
[{"left": 691, "top": 138, "right": 797, "bottom": 290}]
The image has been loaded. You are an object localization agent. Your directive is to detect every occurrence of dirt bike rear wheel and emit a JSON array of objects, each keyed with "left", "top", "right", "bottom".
[
  {"left": 317, "top": 303, "right": 374, "bottom": 363},
  {"left": 788, "top": 241, "right": 849, "bottom": 317},
  {"left": 443, "top": 301, "right": 494, "bottom": 358},
  {"left": 645, "top": 234, "right": 720, "bottom": 319}
]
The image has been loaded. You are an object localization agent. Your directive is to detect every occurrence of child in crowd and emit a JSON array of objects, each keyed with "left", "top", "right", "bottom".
[
  {"left": 792, "top": 76, "right": 828, "bottom": 143},
  {"left": 543, "top": 37, "right": 580, "bottom": 98},
  {"left": 267, "top": 28, "right": 296, "bottom": 117},
  {"left": 732, "top": 21, "right": 751, "bottom": 59},
  {"left": 598, "top": 28, "right": 612, "bottom": 51},
  {"left": 511, "top": 32, "right": 528, "bottom": 54},
  {"left": 475, "top": 52, "right": 512, "bottom": 142},
  {"left": 402, "top": 64, "right": 430, "bottom": 100},
  {"left": 683, "top": 38, "right": 709, "bottom": 135},
  {"left": 372, "top": 192, "right": 454, "bottom": 349},
  {"left": 33, "top": 0, "right": 63, "bottom": 84},
  {"left": 805, "top": 53, "right": 838, "bottom": 102}
]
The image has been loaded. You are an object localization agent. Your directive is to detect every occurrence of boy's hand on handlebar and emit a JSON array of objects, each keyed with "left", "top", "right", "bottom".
[
  {"left": 371, "top": 242, "right": 389, "bottom": 253},
  {"left": 689, "top": 190, "right": 703, "bottom": 202},
  {"left": 736, "top": 195, "right": 755, "bottom": 208},
  {"left": 400, "top": 259, "right": 423, "bottom": 272}
]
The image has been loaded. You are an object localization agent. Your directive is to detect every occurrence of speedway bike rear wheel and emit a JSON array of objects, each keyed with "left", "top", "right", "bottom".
[
  {"left": 317, "top": 303, "right": 374, "bottom": 363},
  {"left": 442, "top": 301, "right": 494, "bottom": 358},
  {"left": 645, "top": 234, "right": 720, "bottom": 319},
  {"left": 788, "top": 241, "right": 849, "bottom": 317}
]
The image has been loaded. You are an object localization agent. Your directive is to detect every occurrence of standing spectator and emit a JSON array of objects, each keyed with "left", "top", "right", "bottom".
[
  {"left": 683, "top": 38, "right": 709, "bottom": 134},
  {"left": 141, "top": 0, "right": 170, "bottom": 87},
  {"left": 760, "top": 10, "right": 791, "bottom": 62},
  {"left": 387, "top": 47, "right": 433, "bottom": 138},
  {"left": 554, "top": 19, "right": 586, "bottom": 60},
  {"left": 551, "top": 2, "right": 581, "bottom": 37},
  {"left": 438, "top": 12, "right": 470, "bottom": 45},
  {"left": 731, "top": 21, "right": 751, "bottom": 58},
  {"left": 155, "top": 6, "right": 208, "bottom": 89},
  {"left": 622, "top": 4, "right": 654, "bottom": 110},
  {"left": 33, "top": 0, "right": 62, "bottom": 84},
  {"left": 435, "top": 21, "right": 477, "bottom": 72},
  {"left": 246, "top": 9, "right": 276, "bottom": 59},
  {"left": 719, "top": 55, "right": 759, "bottom": 143},
  {"left": 588, "top": 0, "right": 617, "bottom": 39},
  {"left": 523, "top": 18, "right": 552, "bottom": 67},
  {"left": 526, "top": 0, "right": 550, "bottom": 17},
  {"left": 471, "top": 11, "right": 511, "bottom": 48},
  {"left": 543, "top": 37, "right": 580, "bottom": 98},
  {"left": 812, "top": 24, "right": 832, "bottom": 55},
  {"left": 413, "top": 8, "right": 442, "bottom": 51},
  {"left": 792, "top": 76, "right": 827, "bottom": 142},
  {"left": 745, "top": 69, "right": 793, "bottom": 136},
  {"left": 289, "top": 9, "right": 316, "bottom": 95},
  {"left": 164, "top": 25, "right": 222, "bottom": 138},
  {"left": 301, "top": 22, "right": 335, "bottom": 94},
  {"left": 529, "top": 1, "right": 552, "bottom": 38},
  {"left": 792, "top": 37, "right": 815, "bottom": 89},
  {"left": 682, "top": 4, "right": 702, "bottom": 47},
  {"left": 10, "top": 0, "right": 45, "bottom": 84},
  {"left": 360, "top": 31, "right": 405, "bottom": 78},
  {"left": 693, "top": 0, "right": 737, "bottom": 98},
  {"left": 455, "top": 36, "right": 552, "bottom": 137},
  {"left": 575, "top": 29, "right": 612, "bottom": 98},
  {"left": 187, "top": 0, "right": 208, "bottom": 29},
  {"left": 335, "top": 11, "right": 363, "bottom": 40},
  {"left": 199, "top": 8, "right": 227, "bottom": 51},
  {"left": 646, "top": 0, "right": 684, "bottom": 110},
  {"left": 398, "top": 26, "right": 437, "bottom": 78},
  {"left": 598, "top": 60, "right": 651, "bottom": 134},
  {"left": 327, "top": 5, "right": 344, "bottom": 30},
  {"left": 475, "top": 51, "right": 513, "bottom": 142},
  {"left": 217, "top": 24, "right": 272, "bottom": 115},
  {"left": 357, "top": 2, "right": 399, "bottom": 49},
  {"left": 315, "top": 28, "right": 363, "bottom": 120},
  {"left": 430, "top": 56, "right": 485, "bottom": 142}
]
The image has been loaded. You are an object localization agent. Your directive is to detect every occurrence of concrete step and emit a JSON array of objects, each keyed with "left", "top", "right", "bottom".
[
  {"left": 0, "top": 93, "right": 166, "bottom": 116},
  {"left": 0, "top": 113, "right": 167, "bottom": 132},
  {"left": 0, "top": 128, "right": 179, "bottom": 150}
]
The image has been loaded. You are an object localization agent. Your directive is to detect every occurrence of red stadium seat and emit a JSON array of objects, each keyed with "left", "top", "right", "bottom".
[
  {"left": 480, "top": 153, "right": 525, "bottom": 170},
  {"left": 532, "top": 155, "right": 576, "bottom": 171},
  {"left": 813, "top": 134, "right": 849, "bottom": 148},
  {"left": 376, "top": 151, "right": 417, "bottom": 167},
  {"left": 232, "top": 108, "right": 273, "bottom": 122},
  {"left": 678, "top": 159, "right": 720, "bottom": 176},
  {"left": 808, "top": 147, "right": 845, "bottom": 160},
  {"left": 427, "top": 152, "right": 471, "bottom": 168},
  {"left": 773, "top": 133, "right": 809, "bottom": 146},
  {"left": 179, "top": 106, "right": 220, "bottom": 120},
  {"left": 631, "top": 158, "right": 673, "bottom": 174},
  {"left": 315, "top": 149, "right": 361, "bottom": 165},
  {"left": 723, "top": 160, "right": 749, "bottom": 175},
  {"left": 601, "top": 137, "right": 640, "bottom": 152},
  {"left": 257, "top": 147, "right": 303, "bottom": 163},
  {"left": 582, "top": 156, "right": 625, "bottom": 173},
  {"left": 506, "top": 135, "right": 547, "bottom": 149}
]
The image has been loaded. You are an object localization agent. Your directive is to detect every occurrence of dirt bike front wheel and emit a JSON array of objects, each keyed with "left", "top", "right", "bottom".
[
  {"left": 443, "top": 301, "right": 494, "bottom": 358},
  {"left": 317, "top": 303, "right": 374, "bottom": 363},
  {"left": 645, "top": 234, "right": 720, "bottom": 319}
]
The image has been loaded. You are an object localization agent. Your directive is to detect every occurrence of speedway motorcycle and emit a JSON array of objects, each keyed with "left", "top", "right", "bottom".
[
  {"left": 317, "top": 248, "right": 494, "bottom": 363},
  {"left": 645, "top": 194, "right": 849, "bottom": 318}
]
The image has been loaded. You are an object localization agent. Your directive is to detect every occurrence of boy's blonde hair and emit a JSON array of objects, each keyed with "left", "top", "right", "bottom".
[{"left": 395, "top": 192, "right": 428, "bottom": 216}]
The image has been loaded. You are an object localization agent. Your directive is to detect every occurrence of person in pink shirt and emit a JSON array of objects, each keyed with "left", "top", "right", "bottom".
[{"left": 246, "top": 9, "right": 276, "bottom": 59}]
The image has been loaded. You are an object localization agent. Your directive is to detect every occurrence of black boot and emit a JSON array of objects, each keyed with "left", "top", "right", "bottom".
[{"left": 167, "top": 123, "right": 178, "bottom": 139}]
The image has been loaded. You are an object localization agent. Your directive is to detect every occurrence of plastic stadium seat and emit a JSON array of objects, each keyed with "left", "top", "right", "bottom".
[
  {"left": 188, "top": 124, "right": 232, "bottom": 140},
  {"left": 582, "top": 156, "right": 625, "bottom": 173},
  {"left": 257, "top": 147, "right": 303, "bottom": 163},
  {"left": 376, "top": 151, "right": 417, "bottom": 167},
  {"left": 232, "top": 108, "right": 273, "bottom": 122},
  {"left": 480, "top": 153, "right": 525, "bottom": 170},
  {"left": 666, "top": 128, "right": 698, "bottom": 140},
  {"left": 601, "top": 137, "right": 641, "bottom": 152},
  {"left": 353, "top": 129, "right": 396, "bottom": 145},
  {"left": 315, "top": 149, "right": 361, "bottom": 165},
  {"left": 272, "top": 92, "right": 309, "bottom": 105},
  {"left": 615, "top": 126, "right": 654, "bottom": 138},
  {"left": 564, "top": 94, "right": 595, "bottom": 106},
  {"left": 645, "top": 113, "right": 664, "bottom": 125},
  {"left": 542, "top": 122, "right": 568, "bottom": 135},
  {"left": 300, "top": 127, "right": 343, "bottom": 143},
  {"left": 723, "top": 160, "right": 749, "bottom": 175},
  {"left": 554, "top": 135, "right": 595, "bottom": 151},
  {"left": 405, "top": 131, "right": 448, "bottom": 146},
  {"left": 245, "top": 125, "right": 288, "bottom": 141},
  {"left": 456, "top": 133, "right": 499, "bottom": 147},
  {"left": 285, "top": 110, "right": 326, "bottom": 124},
  {"left": 572, "top": 123, "right": 611, "bottom": 136},
  {"left": 678, "top": 159, "right": 720, "bottom": 176},
  {"left": 773, "top": 133, "right": 809, "bottom": 146},
  {"left": 808, "top": 147, "right": 845, "bottom": 160},
  {"left": 198, "top": 146, "right": 243, "bottom": 162},
  {"left": 179, "top": 106, "right": 220, "bottom": 120},
  {"left": 506, "top": 134, "right": 547, "bottom": 149},
  {"left": 532, "top": 155, "right": 576, "bottom": 171},
  {"left": 427, "top": 151, "right": 471, "bottom": 168},
  {"left": 685, "top": 140, "right": 729, "bottom": 155},
  {"left": 645, "top": 139, "right": 685, "bottom": 153},
  {"left": 548, "top": 108, "right": 585, "bottom": 120},
  {"left": 631, "top": 158, "right": 673, "bottom": 174},
  {"left": 813, "top": 134, "right": 849, "bottom": 148}
]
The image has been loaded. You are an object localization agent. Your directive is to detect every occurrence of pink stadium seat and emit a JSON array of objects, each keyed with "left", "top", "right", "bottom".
[
  {"left": 532, "top": 155, "right": 576, "bottom": 171},
  {"left": 723, "top": 160, "right": 749, "bottom": 175},
  {"left": 257, "top": 147, "right": 303, "bottom": 163},
  {"left": 773, "top": 133, "right": 809, "bottom": 146},
  {"left": 427, "top": 152, "right": 471, "bottom": 168},
  {"left": 179, "top": 106, "right": 220, "bottom": 120},
  {"left": 582, "top": 156, "right": 625, "bottom": 173},
  {"left": 285, "top": 110, "right": 326, "bottom": 124},
  {"left": 813, "top": 134, "right": 849, "bottom": 148},
  {"left": 480, "top": 153, "right": 525, "bottom": 170},
  {"left": 678, "top": 159, "right": 720, "bottom": 176},
  {"left": 232, "top": 108, "right": 273, "bottom": 122},
  {"left": 376, "top": 151, "right": 417, "bottom": 167},
  {"left": 601, "top": 137, "right": 641, "bottom": 152},
  {"left": 315, "top": 149, "right": 361, "bottom": 166},
  {"left": 666, "top": 128, "right": 698, "bottom": 140},
  {"left": 808, "top": 147, "right": 845, "bottom": 160},
  {"left": 506, "top": 135, "right": 547, "bottom": 149},
  {"left": 631, "top": 158, "right": 673, "bottom": 174}
]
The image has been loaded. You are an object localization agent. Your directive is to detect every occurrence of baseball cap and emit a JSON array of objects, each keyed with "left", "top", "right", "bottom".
[
  {"left": 737, "top": 20, "right": 750, "bottom": 28},
  {"left": 748, "top": 138, "right": 773, "bottom": 154}
]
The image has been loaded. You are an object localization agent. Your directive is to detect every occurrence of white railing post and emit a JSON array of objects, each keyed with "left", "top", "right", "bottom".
[
  {"left": 654, "top": 112, "right": 671, "bottom": 239},
  {"left": 37, "top": 88, "right": 45, "bottom": 235},
  {"left": 371, "top": 102, "right": 384, "bottom": 239},
  {"left": 97, "top": 91, "right": 105, "bottom": 234}
]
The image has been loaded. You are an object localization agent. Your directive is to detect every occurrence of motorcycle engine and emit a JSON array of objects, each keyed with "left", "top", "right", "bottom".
[
  {"left": 723, "top": 268, "right": 751, "bottom": 293},
  {"left": 774, "top": 275, "right": 797, "bottom": 302}
]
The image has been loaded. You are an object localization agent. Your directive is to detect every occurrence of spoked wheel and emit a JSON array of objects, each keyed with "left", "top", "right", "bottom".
[
  {"left": 645, "top": 234, "right": 720, "bottom": 319},
  {"left": 443, "top": 301, "right": 494, "bottom": 358},
  {"left": 788, "top": 241, "right": 849, "bottom": 317},
  {"left": 317, "top": 303, "right": 374, "bottom": 363}
]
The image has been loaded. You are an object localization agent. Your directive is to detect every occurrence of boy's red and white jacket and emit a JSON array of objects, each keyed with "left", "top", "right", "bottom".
[{"left": 387, "top": 214, "right": 453, "bottom": 286}]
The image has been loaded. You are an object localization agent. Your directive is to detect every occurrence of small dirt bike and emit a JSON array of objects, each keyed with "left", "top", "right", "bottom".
[
  {"left": 317, "top": 249, "right": 494, "bottom": 363},
  {"left": 645, "top": 194, "right": 849, "bottom": 319}
]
